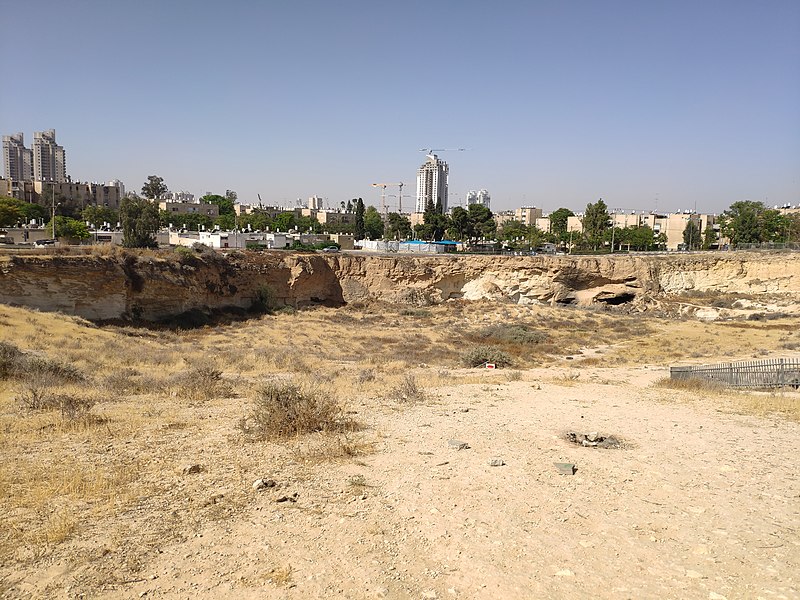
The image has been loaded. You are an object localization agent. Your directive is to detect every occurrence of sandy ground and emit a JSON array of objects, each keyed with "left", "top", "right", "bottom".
[{"left": 6, "top": 363, "right": 795, "bottom": 599}]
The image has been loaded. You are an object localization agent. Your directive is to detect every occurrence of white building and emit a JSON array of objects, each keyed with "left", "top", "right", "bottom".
[
  {"left": 32, "top": 129, "right": 67, "bottom": 182},
  {"left": 2, "top": 132, "right": 33, "bottom": 181},
  {"left": 466, "top": 189, "right": 490, "bottom": 209},
  {"left": 308, "top": 195, "right": 323, "bottom": 210},
  {"left": 415, "top": 154, "right": 449, "bottom": 213}
]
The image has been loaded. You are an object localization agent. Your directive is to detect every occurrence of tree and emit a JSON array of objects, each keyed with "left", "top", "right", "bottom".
[
  {"left": 201, "top": 193, "right": 235, "bottom": 217},
  {"left": 718, "top": 201, "right": 763, "bottom": 245},
  {"left": 583, "top": 199, "right": 610, "bottom": 250},
  {"left": 215, "top": 213, "right": 236, "bottom": 230},
  {"left": 46, "top": 216, "right": 90, "bottom": 240},
  {"left": 467, "top": 204, "right": 496, "bottom": 241},
  {"left": 364, "top": 206, "right": 385, "bottom": 240},
  {"left": 160, "top": 210, "right": 213, "bottom": 231},
  {"left": 273, "top": 212, "right": 296, "bottom": 232},
  {"left": 549, "top": 207, "right": 574, "bottom": 238},
  {"left": 346, "top": 199, "right": 353, "bottom": 213},
  {"left": 120, "top": 196, "right": 160, "bottom": 248},
  {"left": 449, "top": 206, "right": 471, "bottom": 241},
  {"left": 141, "top": 175, "right": 168, "bottom": 200},
  {"left": 354, "top": 198, "right": 365, "bottom": 239},
  {"left": 82, "top": 205, "right": 118, "bottom": 227},
  {"left": 702, "top": 223, "right": 718, "bottom": 250},
  {"left": 683, "top": 220, "right": 701, "bottom": 250},
  {"left": 420, "top": 198, "right": 448, "bottom": 241},
  {"left": 0, "top": 197, "right": 24, "bottom": 227},
  {"left": 225, "top": 190, "right": 237, "bottom": 203},
  {"left": 386, "top": 212, "right": 412, "bottom": 240}
]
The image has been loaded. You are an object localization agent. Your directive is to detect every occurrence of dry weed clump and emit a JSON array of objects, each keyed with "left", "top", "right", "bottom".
[
  {"left": 654, "top": 376, "right": 726, "bottom": 393},
  {"left": 170, "top": 365, "right": 233, "bottom": 402},
  {"left": 386, "top": 373, "right": 427, "bottom": 403},
  {"left": 0, "top": 341, "right": 85, "bottom": 383},
  {"left": 239, "top": 379, "right": 356, "bottom": 440}
]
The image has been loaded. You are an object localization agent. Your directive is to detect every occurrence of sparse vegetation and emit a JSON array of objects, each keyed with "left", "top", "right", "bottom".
[
  {"left": 462, "top": 345, "right": 514, "bottom": 368},
  {"left": 387, "top": 373, "right": 426, "bottom": 402},
  {"left": 239, "top": 379, "right": 355, "bottom": 440}
]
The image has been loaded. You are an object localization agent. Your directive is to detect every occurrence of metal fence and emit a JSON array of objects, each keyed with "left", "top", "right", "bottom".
[{"left": 670, "top": 358, "right": 800, "bottom": 389}]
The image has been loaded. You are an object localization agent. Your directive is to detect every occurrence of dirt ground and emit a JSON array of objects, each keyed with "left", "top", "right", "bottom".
[
  {"left": 5, "top": 369, "right": 798, "bottom": 599},
  {"left": 1, "top": 303, "right": 799, "bottom": 599}
]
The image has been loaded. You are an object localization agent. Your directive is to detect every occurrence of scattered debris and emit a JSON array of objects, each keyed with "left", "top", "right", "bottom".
[
  {"left": 182, "top": 464, "right": 202, "bottom": 475},
  {"left": 565, "top": 431, "right": 621, "bottom": 449},
  {"left": 488, "top": 458, "right": 505, "bottom": 467},
  {"left": 448, "top": 439, "right": 470, "bottom": 450},
  {"left": 554, "top": 462, "right": 576, "bottom": 475},
  {"left": 276, "top": 492, "right": 299, "bottom": 503},
  {"left": 253, "top": 478, "right": 277, "bottom": 491}
]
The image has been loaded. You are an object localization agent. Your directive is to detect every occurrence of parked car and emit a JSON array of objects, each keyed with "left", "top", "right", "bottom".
[
  {"left": 320, "top": 246, "right": 340, "bottom": 253},
  {"left": 35, "top": 239, "right": 57, "bottom": 246}
]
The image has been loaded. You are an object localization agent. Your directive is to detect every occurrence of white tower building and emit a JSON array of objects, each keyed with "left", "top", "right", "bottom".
[
  {"left": 2, "top": 132, "right": 33, "bottom": 181},
  {"left": 415, "top": 154, "right": 449, "bottom": 213},
  {"left": 466, "top": 189, "right": 491, "bottom": 209},
  {"left": 32, "top": 129, "right": 67, "bottom": 182}
]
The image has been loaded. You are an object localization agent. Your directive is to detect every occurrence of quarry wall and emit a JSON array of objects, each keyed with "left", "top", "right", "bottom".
[{"left": 1, "top": 250, "right": 799, "bottom": 321}]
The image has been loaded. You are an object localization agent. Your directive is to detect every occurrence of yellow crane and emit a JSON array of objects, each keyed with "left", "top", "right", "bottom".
[{"left": 371, "top": 182, "right": 405, "bottom": 214}]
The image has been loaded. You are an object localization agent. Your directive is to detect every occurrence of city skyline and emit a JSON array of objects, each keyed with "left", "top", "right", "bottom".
[{"left": 2, "top": 1, "right": 798, "bottom": 214}]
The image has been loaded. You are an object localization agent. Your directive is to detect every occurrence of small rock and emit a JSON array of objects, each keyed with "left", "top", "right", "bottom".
[
  {"left": 182, "top": 464, "right": 202, "bottom": 475},
  {"left": 488, "top": 458, "right": 505, "bottom": 467},
  {"left": 554, "top": 462, "right": 576, "bottom": 475},
  {"left": 448, "top": 439, "right": 470, "bottom": 450},
  {"left": 252, "top": 478, "right": 277, "bottom": 491},
  {"left": 708, "top": 593, "right": 727, "bottom": 600},
  {"left": 555, "top": 569, "right": 574, "bottom": 577},
  {"left": 685, "top": 569, "right": 702, "bottom": 579},
  {"left": 422, "top": 591, "right": 438, "bottom": 599},
  {"left": 276, "top": 492, "right": 299, "bottom": 503},
  {"left": 460, "top": 408, "right": 469, "bottom": 413},
  {"left": 586, "top": 432, "right": 598, "bottom": 442},
  {"left": 375, "top": 588, "right": 390, "bottom": 598}
]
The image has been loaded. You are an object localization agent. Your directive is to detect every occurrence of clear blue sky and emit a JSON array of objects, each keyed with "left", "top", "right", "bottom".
[{"left": 2, "top": 0, "right": 799, "bottom": 214}]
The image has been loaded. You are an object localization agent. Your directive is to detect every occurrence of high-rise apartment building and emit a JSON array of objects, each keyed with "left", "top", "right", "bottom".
[
  {"left": 415, "top": 154, "right": 449, "bottom": 213},
  {"left": 466, "top": 189, "right": 491, "bottom": 209},
  {"left": 32, "top": 129, "right": 67, "bottom": 182},
  {"left": 2, "top": 132, "right": 33, "bottom": 181}
]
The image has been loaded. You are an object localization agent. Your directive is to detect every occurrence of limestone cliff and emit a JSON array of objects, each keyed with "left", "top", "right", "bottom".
[{"left": 1, "top": 250, "right": 798, "bottom": 321}]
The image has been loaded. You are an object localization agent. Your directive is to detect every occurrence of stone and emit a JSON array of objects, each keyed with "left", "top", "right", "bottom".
[
  {"left": 252, "top": 478, "right": 276, "bottom": 491},
  {"left": 555, "top": 569, "right": 574, "bottom": 577},
  {"left": 448, "top": 439, "right": 470, "bottom": 450},
  {"left": 586, "top": 432, "right": 599, "bottom": 442},
  {"left": 488, "top": 458, "right": 505, "bottom": 467},
  {"left": 182, "top": 464, "right": 202, "bottom": 475},
  {"left": 276, "top": 492, "right": 299, "bottom": 503},
  {"left": 708, "top": 593, "right": 727, "bottom": 600},
  {"left": 685, "top": 569, "right": 702, "bottom": 579},
  {"left": 554, "top": 462, "right": 576, "bottom": 475},
  {"left": 422, "top": 591, "right": 438, "bottom": 599}
]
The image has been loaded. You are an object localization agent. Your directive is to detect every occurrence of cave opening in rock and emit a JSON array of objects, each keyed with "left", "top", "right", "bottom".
[{"left": 596, "top": 293, "right": 636, "bottom": 306}]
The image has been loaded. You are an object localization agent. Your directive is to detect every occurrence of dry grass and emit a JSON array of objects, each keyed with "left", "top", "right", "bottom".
[
  {"left": 1, "top": 295, "right": 799, "bottom": 589},
  {"left": 653, "top": 376, "right": 800, "bottom": 422}
]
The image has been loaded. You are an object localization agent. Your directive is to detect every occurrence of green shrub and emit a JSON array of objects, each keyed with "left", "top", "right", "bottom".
[
  {"left": 170, "top": 366, "right": 232, "bottom": 402},
  {"left": 461, "top": 345, "right": 514, "bottom": 368},
  {"left": 251, "top": 284, "right": 276, "bottom": 314}
]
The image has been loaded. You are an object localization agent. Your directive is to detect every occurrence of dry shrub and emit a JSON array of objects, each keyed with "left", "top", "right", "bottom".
[
  {"left": 654, "top": 376, "right": 726, "bottom": 393},
  {"left": 387, "top": 374, "right": 426, "bottom": 402},
  {"left": 0, "top": 342, "right": 84, "bottom": 383},
  {"left": 476, "top": 324, "right": 548, "bottom": 346},
  {"left": 355, "top": 368, "right": 376, "bottom": 384},
  {"left": 170, "top": 366, "right": 233, "bottom": 402},
  {"left": 239, "top": 380, "right": 355, "bottom": 440},
  {"left": 461, "top": 345, "right": 513, "bottom": 368}
]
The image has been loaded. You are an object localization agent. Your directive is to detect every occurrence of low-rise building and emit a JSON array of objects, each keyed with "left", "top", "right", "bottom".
[{"left": 158, "top": 201, "right": 219, "bottom": 218}]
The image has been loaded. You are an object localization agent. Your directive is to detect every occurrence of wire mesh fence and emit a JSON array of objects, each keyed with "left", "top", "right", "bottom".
[{"left": 670, "top": 358, "right": 800, "bottom": 389}]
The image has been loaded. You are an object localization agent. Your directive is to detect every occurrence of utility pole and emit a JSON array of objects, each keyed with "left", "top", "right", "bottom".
[{"left": 51, "top": 181, "right": 57, "bottom": 239}]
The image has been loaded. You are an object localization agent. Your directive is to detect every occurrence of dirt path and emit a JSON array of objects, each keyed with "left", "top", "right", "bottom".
[{"left": 75, "top": 366, "right": 799, "bottom": 600}]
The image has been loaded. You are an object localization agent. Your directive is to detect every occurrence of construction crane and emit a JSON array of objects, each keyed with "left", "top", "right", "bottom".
[
  {"left": 371, "top": 182, "right": 404, "bottom": 215},
  {"left": 419, "top": 148, "right": 467, "bottom": 156}
]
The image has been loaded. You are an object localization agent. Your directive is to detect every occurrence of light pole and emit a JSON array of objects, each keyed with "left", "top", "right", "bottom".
[{"left": 51, "top": 181, "right": 57, "bottom": 239}]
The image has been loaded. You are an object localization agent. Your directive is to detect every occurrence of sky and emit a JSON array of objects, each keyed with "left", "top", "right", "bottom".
[{"left": 2, "top": 0, "right": 799, "bottom": 214}]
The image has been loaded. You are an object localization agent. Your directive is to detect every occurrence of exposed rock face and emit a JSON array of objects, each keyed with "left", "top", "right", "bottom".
[{"left": 1, "top": 250, "right": 799, "bottom": 321}]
